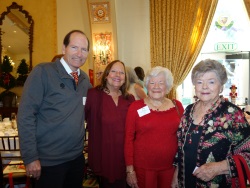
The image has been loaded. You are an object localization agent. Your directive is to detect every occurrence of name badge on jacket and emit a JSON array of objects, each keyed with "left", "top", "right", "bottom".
[
  {"left": 83, "top": 97, "right": 86, "bottom": 105},
  {"left": 137, "top": 106, "right": 150, "bottom": 117}
]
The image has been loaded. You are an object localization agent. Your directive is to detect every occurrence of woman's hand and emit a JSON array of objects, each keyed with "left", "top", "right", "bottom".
[
  {"left": 193, "top": 160, "right": 229, "bottom": 182},
  {"left": 171, "top": 167, "right": 179, "bottom": 188},
  {"left": 126, "top": 171, "right": 139, "bottom": 188}
]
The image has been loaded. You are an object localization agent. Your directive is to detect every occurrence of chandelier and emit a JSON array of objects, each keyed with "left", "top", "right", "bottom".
[{"left": 93, "top": 33, "right": 112, "bottom": 66}]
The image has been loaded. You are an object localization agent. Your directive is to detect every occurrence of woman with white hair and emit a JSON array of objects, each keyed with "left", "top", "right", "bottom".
[
  {"left": 172, "top": 59, "right": 250, "bottom": 188},
  {"left": 124, "top": 66, "right": 184, "bottom": 188}
]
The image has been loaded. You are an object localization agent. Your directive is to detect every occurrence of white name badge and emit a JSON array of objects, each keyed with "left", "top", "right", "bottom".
[
  {"left": 193, "top": 166, "right": 199, "bottom": 174},
  {"left": 137, "top": 106, "right": 150, "bottom": 117},
  {"left": 83, "top": 97, "right": 86, "bottom": 105}
]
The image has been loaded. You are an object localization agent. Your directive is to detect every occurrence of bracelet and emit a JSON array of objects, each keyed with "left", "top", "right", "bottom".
[{"left": 126, "top": 170, "right": 135, "bottom": 174}]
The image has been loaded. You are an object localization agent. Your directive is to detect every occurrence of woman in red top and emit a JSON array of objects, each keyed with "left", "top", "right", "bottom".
[
  {"left": 124, "top": 66, "right": 184, "bottom": 188},
  {"left": 85, "top": 60, "right": 135, "bottom": 188}
]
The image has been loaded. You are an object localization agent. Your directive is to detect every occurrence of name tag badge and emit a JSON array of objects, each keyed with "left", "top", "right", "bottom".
[
  {"left": 83, "top": 97, "right": 86, "bottom": 105},
  {"left": 193, "top": 166, "right": 199, "bottom": 174},
  {"left": 137, "top": 106, "right": 150, "bottom": 117}
]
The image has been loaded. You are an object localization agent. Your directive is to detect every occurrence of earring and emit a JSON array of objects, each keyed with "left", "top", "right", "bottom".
[{"left": 193, "top": 95, "right": 198, "bottom": 102}]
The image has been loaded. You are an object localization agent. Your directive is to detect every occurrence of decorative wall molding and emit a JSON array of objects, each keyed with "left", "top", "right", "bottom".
[{"left": 89, "top": 2, "right": 110, "bottom": 24}]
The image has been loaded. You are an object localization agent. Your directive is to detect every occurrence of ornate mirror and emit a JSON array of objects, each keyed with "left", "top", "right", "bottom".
[{"left": 0, "top": 2, "right": 34, "bottom": 71}]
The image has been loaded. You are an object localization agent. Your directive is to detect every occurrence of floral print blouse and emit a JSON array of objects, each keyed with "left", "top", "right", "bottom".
[{"left": 175, "top": 97, "right": 250, "bottom": 188}]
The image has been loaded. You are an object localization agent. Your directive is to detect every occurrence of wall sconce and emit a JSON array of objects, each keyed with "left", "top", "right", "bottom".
[{"left": 93, "top": 33, "right": 112, "bottom": 66}]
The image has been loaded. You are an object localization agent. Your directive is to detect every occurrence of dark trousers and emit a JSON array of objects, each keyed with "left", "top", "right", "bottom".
[{"left": 34, "top": 153, "right": 85, "bottom": 188}]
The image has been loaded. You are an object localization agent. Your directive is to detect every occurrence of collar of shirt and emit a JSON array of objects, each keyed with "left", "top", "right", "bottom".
[{"left": 60, "top": 57, "right": 80, "bottom": 77}]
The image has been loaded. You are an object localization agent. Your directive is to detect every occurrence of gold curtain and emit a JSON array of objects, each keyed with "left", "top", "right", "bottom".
[
  {"left": 150, "top": 0, "right": 218, "bottom": 99},
  {"left": 244, "top": 0, "right": 250, "bottom": 18}
]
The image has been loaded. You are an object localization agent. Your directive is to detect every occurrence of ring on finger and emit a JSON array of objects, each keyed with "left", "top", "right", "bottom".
[{"left": 29, "top": 174, "right": 33, "bottom": 178}]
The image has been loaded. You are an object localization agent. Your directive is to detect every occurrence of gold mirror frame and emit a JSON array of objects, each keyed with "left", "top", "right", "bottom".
[{"left": 0, "top": 2, "right": 34, "bottom": 71}]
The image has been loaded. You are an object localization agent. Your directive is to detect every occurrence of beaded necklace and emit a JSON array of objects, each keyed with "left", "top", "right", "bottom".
[
  {"left": 187, "top": 97, "right": 221, "bottom": 144},
  {"left": 147, "top": 98, "right": 167, "bottom": 111}
]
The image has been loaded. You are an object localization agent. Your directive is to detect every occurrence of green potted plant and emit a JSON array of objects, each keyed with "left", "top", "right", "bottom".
[
  {"left": 16, "top": 59, "right": 29, "bottom": 86},
  {"left": 0, "top": 55, "right": 17, "bottom": 107}
]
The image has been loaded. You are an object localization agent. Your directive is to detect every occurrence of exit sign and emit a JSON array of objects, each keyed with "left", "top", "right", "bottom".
[{"left": 214, "top": 42, "right": 238, "bottom": 51}]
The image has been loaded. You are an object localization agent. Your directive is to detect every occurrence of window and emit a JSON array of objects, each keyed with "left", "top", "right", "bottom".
[{"left": 179, "top": 0, "right": 250, "bottom": 108}]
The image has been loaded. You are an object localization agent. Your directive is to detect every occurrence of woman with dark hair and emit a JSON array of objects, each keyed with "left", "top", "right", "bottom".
[
  {"left": 85, "top": 60, "right": 135, "bottom": 188},
  {"left": 126, "top": 66, "right": 147, "bottom": 100},
  {"left": 134, "top": 66, "right": 145, "bottom": 81},
  {"left": 134, "top": 66, "right": 147, "bottom": 93}
]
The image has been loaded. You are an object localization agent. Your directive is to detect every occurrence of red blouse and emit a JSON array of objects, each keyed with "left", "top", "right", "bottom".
[
  {"left": 124, "top": 99, "right": 184, "bottom": 170},
  {"left": 85, "top": 88, "right": 135, "bottom": 182}
]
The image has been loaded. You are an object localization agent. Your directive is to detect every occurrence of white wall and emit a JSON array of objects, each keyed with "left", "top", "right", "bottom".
[
  {"left": 56, "top": 0, "right": 92, "bottom": 72},
  {"left": 56, "top": 0, "right": 151, "bottom": 74},
  {"left": 114, "top": 0, "right": 151, "bottom": 72},
  {"left": 56, "top": 0, "right": 91, "bottom": 53}
]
